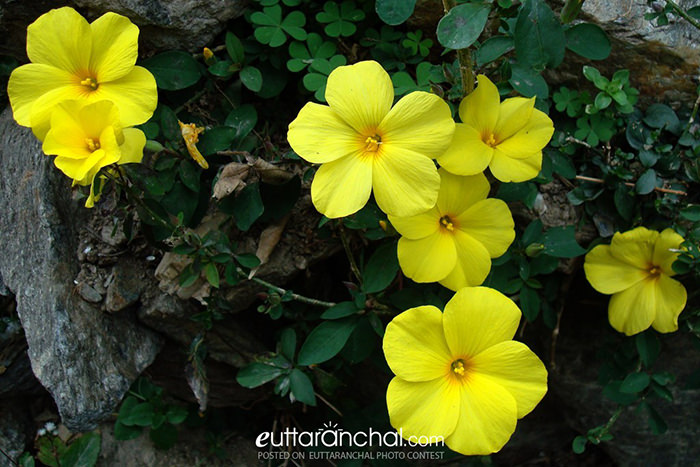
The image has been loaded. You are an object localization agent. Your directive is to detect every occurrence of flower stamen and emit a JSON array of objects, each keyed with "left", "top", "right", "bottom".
[
  {"left": 80, "top": 77, "right": 99, "bottom": 90},
  {"left": 364, "top": 134, "right": 382, "bottom": 152},
  {"left": 440, "top": 215, "right": 455, "bottom": 232},
  {"left": 451, "top": 359, "right": 467, "bottom": 376},
  {"left": 648, "top": 265, "right": 661, "bottom": 277},
  {"left": 483, "top": 132, "right": 497, "bottom": 147},
  {"left": 85, "top": 138, "right": 100, "bottom": 151}
]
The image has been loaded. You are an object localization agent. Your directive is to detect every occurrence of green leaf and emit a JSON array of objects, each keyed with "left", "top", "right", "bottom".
[
  {"left": 226, "top": 31, "right": 245, "bottom": 63},
  {"left": 476, "top": 35, "right": 514, "bottom": 66},
  {"left": 543, "top": 226, "right": 586, "bottom": 258},
  {"left": 519, "top": 285, "right": 540, "bottom": 322},
  {"left": 231, "top": 182, "right": 265, "bottom": 231},
  {"left": 614, "top": 184, "right": 635, "bottom": 220},
  {"left": 437, "top": 3, "right": 491, "bottom": 49},
  {"left": 341, "top": 318, "right": 377, "bottom": 363},
  {"left": 178, "top": 160, "right": 200, "bottom": 193},
  {"left": 120, "top": 402, "right": 155, "bottom": 427},
  {"left": 165, "top": 406, "right": 188, "bottom": 425},
  {"left": 572, "top": 435, "right": 587, "bottom": 454},
  {"left": 150, "top": 423, "right": 178, "bottom": 450},
  {"left": 548, "top": 151, "right": 576, "bottom": 179},
  {"left": 639, "top": 149, "right": 659, "bottom": 168},
  {"left": 603, "top": 381, "right": 638, "bottom": 405},
  {"left": 680, "top": 205, "right": 700, "bottom": 222},
  {"left": 18, "top": 453, "right": 36, "bottom": 467},
  {"left": 620, "top": 372, "right": 650, "bottom": 394},
  {"left": 198, "top": 126, "right": 237, "bottom": 156},
  {"left": 635, "top": 169, "right": 658, "bottom": 195},
  {"left": 240, "top": 66, "right": 263, "bottom": 92},
  {"left": 237, "top": 362, "right": 285, "bottom": 387},
  {"left": 321, "top": 301, "right": 359, "bottom": 319},
  {"left": 203, "top": 262, "right": 220, "bottom": 288},
  {"left": 159, "top": 105, "right": 180, "bottom": 141},
  {"left": 236, "top": 253, "right": 261, "bottom": 269},
  {"left": 510, "top": 63, "right": 549, "bottom": 98},
  {"left": 645, "top": 402, "right": 668, "bottom": 434},
  {"left": 280, "top": 328, "right": 296, "bottom": 361},
  {"left": 644, "top": 103, "right": 681, "bottom": 134},
  {"left": 142, "top": 51, "right": 201, "bottom": 90},
  {"left": 565, "top": 23, "right": 611, "bottom": 60},
  {"left": 208, "top": 60, "right": 235, "bottom": 78},
  {"left": 60, "top": 432, "right": 101, "bottom": 467},
  {"left": 636, "top": 331, "right": 660, "bottom": 367},
  {"left": 225, "top": 105, "right": 258, "bottom": 140},
  {"left": 514, "top": 0, "right": 566, "bottom": 69},
  {"left": 297, "top": 318, "right": 358, "bottom": 365},
  {"left": 160, "top": 182, "right": 198, "bottom": 225},
  {"left": 289, "top": 369, "right": 317, "bottom": 405},
  {"left": 362, "top": 242, "right": 399, "bottom": 293},
  {"left": 375, "top": 0, "right": 416, "bottom": 25}
]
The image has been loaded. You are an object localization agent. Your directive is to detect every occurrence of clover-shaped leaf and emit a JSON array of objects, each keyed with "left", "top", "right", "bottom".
[
  {"left": 287, "top": 33, "right": 337, "bottom": 72},
  {"left": 402, "top": 30, "right": 433, "bottom": 57},
  {"left": 251, "top": 6, "right": 307, "bottom": 47},
  {"left": 316, "top": 1, "right": 365, "bottom": 37},
  {"left": 302, "top": 55, "right": 347, "bottom": 101},
  {"left": 391, "top": 62, "right": 434, "bottom": 96}
]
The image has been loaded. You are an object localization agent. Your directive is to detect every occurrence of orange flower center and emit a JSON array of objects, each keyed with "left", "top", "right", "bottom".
[
  {"left": 364, "top": 134, "right": 382, "bottom": 152},
  {"left": 648, "top": 265, "right": 661, "bottom": 277},
  {"left": 85, "top": 138, "right": 100, "bottom": 152},
  {"left": 482, "top": 132, "right": 498, "bottom": 148},
  {"left": 80, "top": 76, "right": 99, "bottom": 91},
  {"left": 439, "top": 215, "right": 456, "bottom": 232}
]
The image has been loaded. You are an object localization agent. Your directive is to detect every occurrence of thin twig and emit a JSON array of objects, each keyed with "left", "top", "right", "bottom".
[
  {"left": 338, "top": 224, "right": 363, "bottom": 284},
  {"left": 441, "top": 0, "right": 475, "bottom": 96},
  {"left": 315, "top": 391, "right": 343, "bottom": 417},
  {"left": 664, "top": 0, "right": 700, "bottom": 30},
  {"left": 240, "top": 268, "right": 336, "bottom": 308},
  {"left": 575, "top": 175, "right": 687, "bottom": 196},
  {"left": 175, "top": 87, "right": 208, "bottom": 114}
]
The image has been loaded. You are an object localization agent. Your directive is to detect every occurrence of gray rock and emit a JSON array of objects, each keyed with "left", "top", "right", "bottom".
[
  {"left": 77, "top": 282, "right": 103, "bottom": 304},
  {"left": 0, "top": 401, "right": 30, "bottom": 467},
  {"left": 0, "top": 109, "right": 162, "bottom": 431},
  {"left": 105, "top": 258, "right": 145, "bottom": 312},
  {"left": 0, "top": 318, "right": 43, "bottom": 397}
]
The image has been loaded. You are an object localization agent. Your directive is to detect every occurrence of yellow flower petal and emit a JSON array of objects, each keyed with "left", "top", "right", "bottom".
[
  {"left": 311, "top": 155, "right": 372, "bottom": 218},
  {"left": 26, "top": 7, "right": 91, "bottom": 74},
  {"left": 118, "top": 128, "right": 146, "bottom": 165},
  {"left": 325, "top": 60, "right": 393, "bottom": 133},
  {"left": 488, "top": 149, "right": 542, "bottom": 183},
  {"left": 89, "top": 12, "right": 139, "bottom": 82},
  {"left": 609, "top": 227, "right": 657, "bottom": 269},
  {"left": 495, "top": 107, "right": 554, "bottom": 159},
  {"left": 653, "top": 228, "right": 684, "bottom": 276},
  {"left": 436, "top": 169, "right": 489, "bottom": 216},
  {"left": 78, "top": 100, "right": 122, "bottom": 140},
  {"left": 445, "top": 372, "right": 518, "bottom": 455},
  {"left": 442, "top": 287, "right": 521, "bottom": 358},
  {"left": 7, "top": 64, "right": 75, "bottom": 128},
  {"left": 397, "top": 232, "right": 457, "bottom": 283},
  {"left": 383, "top": 306, "right": 452, "bottom": 382},
  {"left": 91, "top": 66, "right": 157, "bottom": 127},
  {"left": 287, "top": 102, "right": 360, "bottom": 164},
  {"left": 456, "top": 198, "right": 515, "bottom": 258},
  {"left": 584, "top": 244, "right": 648, "bottom": 294},
  {"left": 608, "top": 278, "right": 658, "bottom": 335},
  {"left": 43, "top": 104, "right": 91, "bottom": 159},
  {"left": 458, "top": 74, "right": 500, "bottom": 134},
  {"left": 494, "top": 97, "right": 534, "bottom": 141},
  {"left": 388, "top": 207, "right": 440, "bottom": 240},
  {"left": 651, "top": 275, "right": 687, "bottom": 333},
  {"left": 29, "top": 84, "right": 88, "bottom": 140},
  {"left": 436, "top": 123, "right": 493, "bottom": 176},
  {"left": 438, "top": 230, "right": 491, "bottom": 290},
  {"left": 372, "top": 147, "right": 439, "bottom": 217},
  {"left": 378, "top": 91, "right": 455, "bottom": 157},
  {"left": 387, "top": 376, "right": 460, "bottom": 440},
  {"left": 471, "top": 341, "right": 548, "bottom": 418}
]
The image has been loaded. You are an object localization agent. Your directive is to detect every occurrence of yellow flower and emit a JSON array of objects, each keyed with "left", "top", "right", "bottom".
[
  {"left": 389, "top": 169, "right": 514, "bottom": 291},
  {"left": 7, "top": 7, "right": 157, "bottom": 140},
  {"left": 584, "top": 227, "right": 687, "bottom": 336},
  {"left": 383, "top": 287, "right": 548, "bottom": 455},
  {"left": 178, "top": 121, "right": 208, "bottom": 169},
  {"left": 438, "top": 75, "right": 554, "bottom": 183},
  {"left": 42, "top": 100, "right": 146, "bottom": 207},
  {"left": 287, "top": 60, "right": 455, "bottom": 218}
]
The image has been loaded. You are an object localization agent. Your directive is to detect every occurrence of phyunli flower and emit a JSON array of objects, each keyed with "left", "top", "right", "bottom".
[
  {"left": 8, "top": 7, "right": 157, "bottom": 140},
  {"left": 42, "top": 100, "right": 145, "bottom": 207},
  {"left": 438, "top": 74, "right": 554, "bottom": 183},
  {"left": 287, "top": 60, "right": 455, "bottom": 218},
  {"left": 179, "top": 121, "right": 208, "bottom": 169},
  {"left": 389, "top": 168, "right": 514, "bottom": 291},
  {"left": 383, "top": 287, "right": 548, "bottom": 455},
  {"left": 584, "top": 226, "right": 687, "bottom": 335}
]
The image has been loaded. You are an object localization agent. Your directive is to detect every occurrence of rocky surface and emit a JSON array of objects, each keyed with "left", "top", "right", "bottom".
[{"left": 0, "top": 109, "right": 163, "bottom": 431}]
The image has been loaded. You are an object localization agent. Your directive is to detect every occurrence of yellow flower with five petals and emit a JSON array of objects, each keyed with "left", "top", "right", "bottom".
[
  {"left": 8, "top": 7, "right": 157, "bottom": 140},
  {"left": 438, "top": 75, "right": 554, "bottom": 183},
  {"left": 287, "top": 60, "right": 455, "bottom": 218},
  {"left": 584, "top": 226, "right": 687, "bottom": 336},
  {"left": 389, "top": 169, "right": 514, "bottom": 291},
  {"left": 42, "top": 100, "right": 145, "bottom": 207},
  {"left": 383, "top": 287, "right": 548, "bottom": 455}
]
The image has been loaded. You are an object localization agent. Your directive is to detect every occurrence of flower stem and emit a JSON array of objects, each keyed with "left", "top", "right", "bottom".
[
  {"left": 338, "top": 223, "right": 363, "bottom": 285},
  {"left": 575, "top": 175, "right": 687, "bottom": 196},
  {"left": 441, "top": 0, "right": 475, "bottom": 96},
  {"left": 663, "top": 0, "right": 700, "bottom": 30},
  {"left": 239, "top": 268, "right": 336, "bottom": 308}
]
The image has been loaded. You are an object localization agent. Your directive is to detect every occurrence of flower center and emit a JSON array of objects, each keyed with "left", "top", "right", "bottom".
[
  {"left": 482, "top": 132, "right": 497, "bottom": 148},
  {"left": 648, "top": 265, "right": 661, "bottom": 277},
  {"left": 364, "top": 134, "right": 382, "bottom": 152},
  {"left": 86, "top": 138, "right": 100, "bottom": 152},
  {"left": 439, "top": 215, "right": 455, "bottom": 232},
  {"left": 451, "top": 359, "right": 467, "bottom": 376},
  {"left": 80, "top": 77, "right": 99, "bottom": 90}
]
